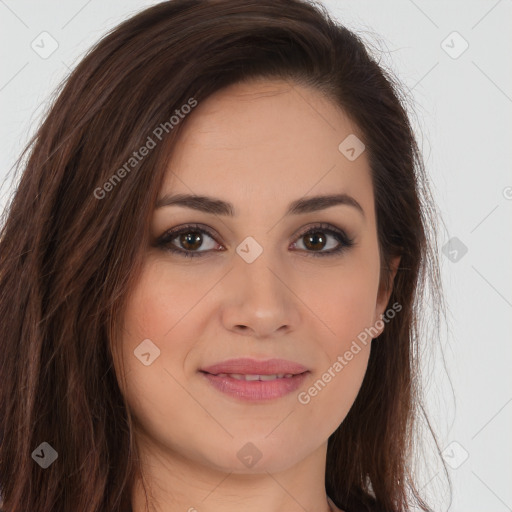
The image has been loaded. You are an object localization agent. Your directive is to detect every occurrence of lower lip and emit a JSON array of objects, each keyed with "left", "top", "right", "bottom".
[{"left": 200, "top": 371, "right": 309, "bottom": 401}]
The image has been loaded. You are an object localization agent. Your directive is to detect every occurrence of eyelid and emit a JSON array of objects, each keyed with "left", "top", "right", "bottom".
[
  {"left": 289, "top": 222, "right": 354, "bottom": 255},
  {"left": 157, "top": 223, "right": 222, "bottom": 250},
  {"left": 156, "top": 222, "right": 354, "bottom": 258},
  {"left": 292, "top": 222, "right": 343, "bottom": 241}
]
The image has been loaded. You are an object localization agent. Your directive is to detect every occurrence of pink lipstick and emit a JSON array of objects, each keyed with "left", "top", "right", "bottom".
[{"left": 199, "top": 358, "right": 309, "bottom": 402}]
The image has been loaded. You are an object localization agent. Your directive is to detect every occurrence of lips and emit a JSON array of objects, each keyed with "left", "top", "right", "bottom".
[
  {"left": 212, "top": 373, "right": 295, "bottom": 381},
  {"left": 199, "top": 358, "right": 310, "bottom": 401},
  {"left": 200, "top": 357, "right": 309, "bottom": 376}
]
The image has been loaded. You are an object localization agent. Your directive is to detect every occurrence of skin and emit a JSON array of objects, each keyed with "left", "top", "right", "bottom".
[{"left": 117, "top": 78, "right": 400, "bottom": 512}]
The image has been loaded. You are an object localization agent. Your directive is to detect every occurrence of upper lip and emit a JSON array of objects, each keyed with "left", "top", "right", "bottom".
[{"left": 200, "top": 358, "right": 309, "bottom": 376}]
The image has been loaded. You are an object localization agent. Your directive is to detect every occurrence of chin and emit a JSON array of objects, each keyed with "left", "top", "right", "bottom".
[{"left": 198, "top": 436, "right": 314, "bottom": 475}]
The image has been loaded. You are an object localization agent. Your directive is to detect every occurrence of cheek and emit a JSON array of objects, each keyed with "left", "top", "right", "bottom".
[
  {"left": 287, "top": 262, "right": 378, "bottom": 430},
  {"left": 115, "top": 262, "right": 193, "bottom": 405},
  {"left": 306, "top": 341, "right": 371, "bottom": 419},
  {"left": 295, "top": 259, "right": 380, "bottom": 353},
  {"left": 116, "top": 263, "right": 207, "bottom": 455},
  {"left": 122, "top": 260, "right": 211, "bottom": 342},
  {"left": 297, "top": 281, "right": 373, "bottom": 424}
]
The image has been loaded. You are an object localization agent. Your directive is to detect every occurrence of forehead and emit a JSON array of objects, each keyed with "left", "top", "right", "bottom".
[{"left": 160, "top": 79, "right": 374, "bottom": 218}]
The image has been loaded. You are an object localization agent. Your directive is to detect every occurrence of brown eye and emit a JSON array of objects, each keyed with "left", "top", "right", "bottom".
[
  {"left": 291, "top": 223, "right": 355, "bottom": 257},
  {"left": 178, "top": 231, "right": 203, "bottom": 251},
  {"left": 302, "top": 231, "right": 327, "bottom": 251},
  {"left": 157, "top": 224, "right": 221, "bottom": 258},
  {"left": 157, "top": 222, "right": 354, "bottom": 259}
]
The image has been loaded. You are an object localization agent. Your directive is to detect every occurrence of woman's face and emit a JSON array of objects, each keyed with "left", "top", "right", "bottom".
[{"left": 118, "top": 79, "right": 398, "bottom": 474}]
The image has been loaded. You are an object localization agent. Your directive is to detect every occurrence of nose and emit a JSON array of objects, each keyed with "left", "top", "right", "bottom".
[{"left": 220, "top": 249, "right": 301, "bottom": 339}]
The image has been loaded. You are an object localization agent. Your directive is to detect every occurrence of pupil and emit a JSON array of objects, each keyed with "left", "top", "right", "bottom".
[
  {"left": 181, "top": 232, "right": 202, "bottom": 250},
  {"left": 305, "top": 232, "right": 325, "bottom": 251}
]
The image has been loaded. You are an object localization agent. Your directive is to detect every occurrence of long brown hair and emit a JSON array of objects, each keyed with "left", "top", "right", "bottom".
[{"left": 0, "top": 1, "right": 448, "bottom": 511}]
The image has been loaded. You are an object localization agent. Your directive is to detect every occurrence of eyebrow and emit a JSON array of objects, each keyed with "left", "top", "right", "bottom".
[{"left": 155, "top": 193, "right": 365, "bottom": 218}]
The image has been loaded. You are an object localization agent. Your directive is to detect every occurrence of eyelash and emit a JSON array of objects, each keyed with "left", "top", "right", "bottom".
[{"left": 156, "top": 222, "right": 355, "bottom": 259}]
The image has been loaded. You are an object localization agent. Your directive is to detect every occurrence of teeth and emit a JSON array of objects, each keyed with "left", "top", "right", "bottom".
[
  {"left": 215, "top": 373, "right": 295, "bottom": 381},
  {"left": 245, "top": 374, "right": 262, "bottom": 381}
]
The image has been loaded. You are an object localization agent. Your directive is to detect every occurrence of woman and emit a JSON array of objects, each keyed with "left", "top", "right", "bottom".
[{"left": 0, "top": 1, "right": 448, "bottom": 511}]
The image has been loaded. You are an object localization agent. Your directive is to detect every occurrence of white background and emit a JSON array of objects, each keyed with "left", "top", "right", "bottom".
[{"left": 1, "top": 1, "right": 511, "bottom": 511}]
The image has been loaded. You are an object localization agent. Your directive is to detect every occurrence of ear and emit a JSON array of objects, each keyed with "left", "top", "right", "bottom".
[{"left": 372, "top": 255, "right": 401, "bottom": 337}]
